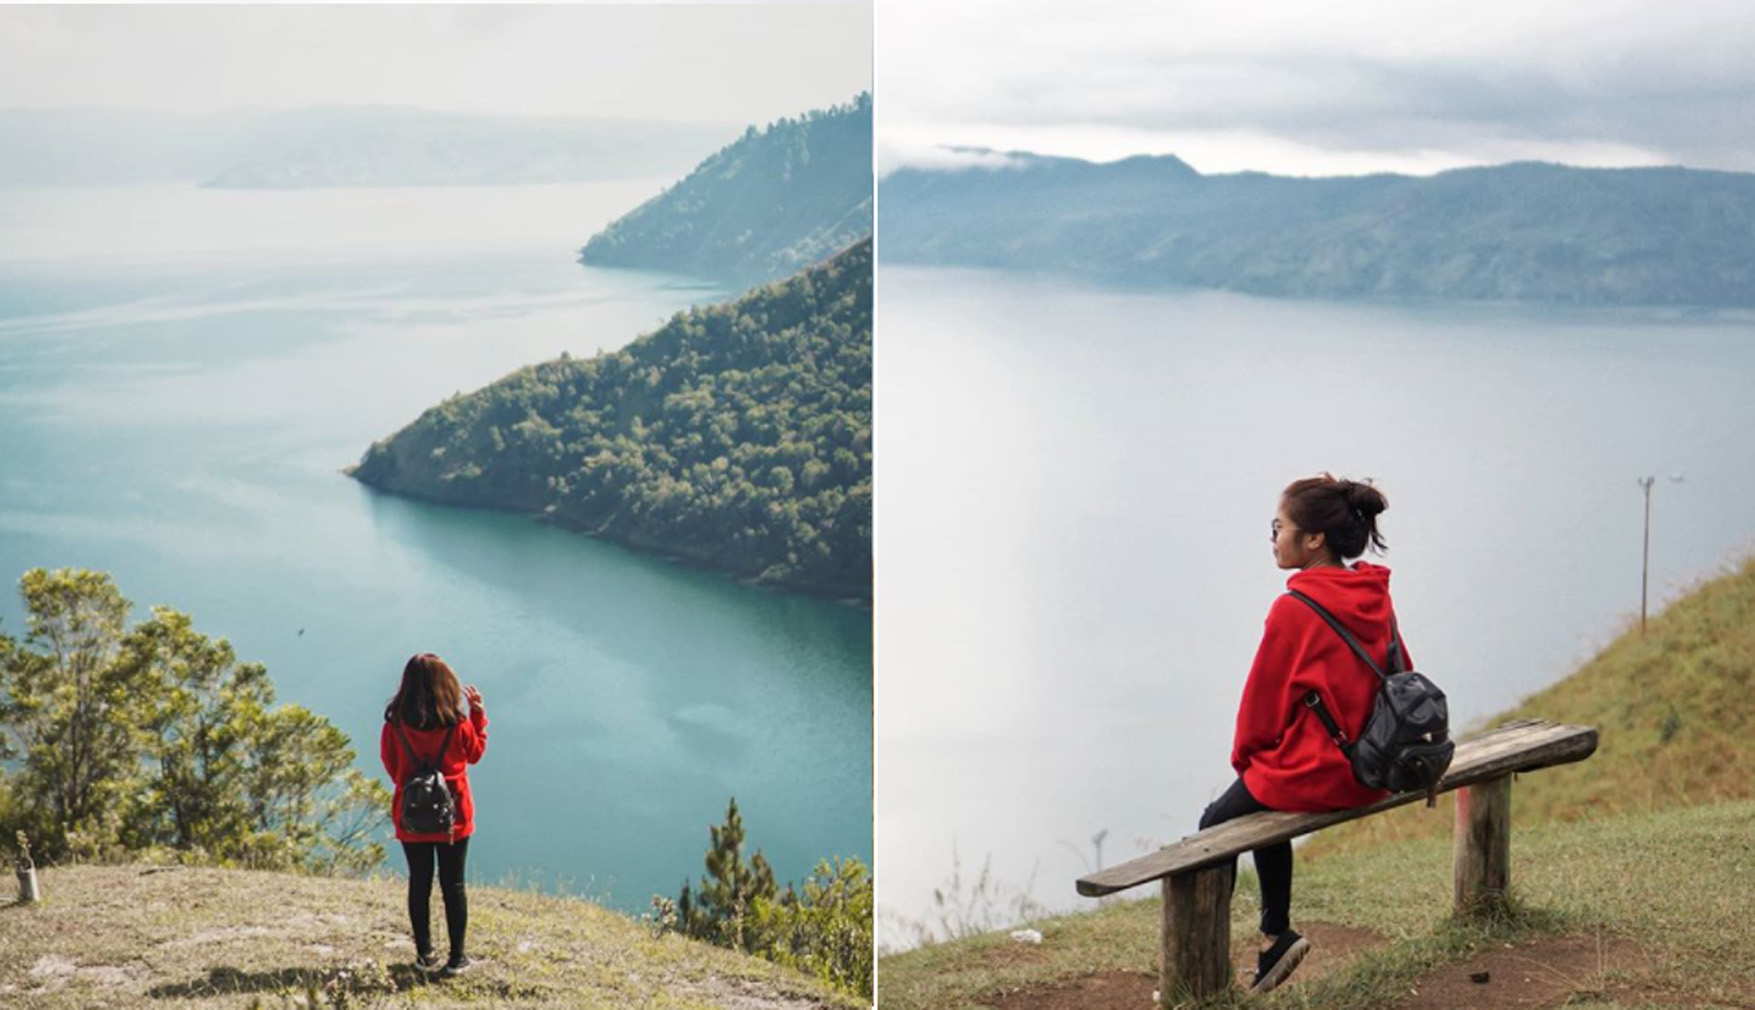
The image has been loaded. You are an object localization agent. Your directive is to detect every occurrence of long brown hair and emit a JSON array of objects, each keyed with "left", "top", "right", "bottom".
[{"left": 385, "top": 653, "right": 464, "bottom": 729}]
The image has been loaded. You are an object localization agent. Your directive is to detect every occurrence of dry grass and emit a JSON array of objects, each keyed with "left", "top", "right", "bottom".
[
  {"left": 1304, "top": 553, "right": 1755, "bottom": 862},
  {"left": 0, "top": 864, "right": 860, "bottom": 1010}
]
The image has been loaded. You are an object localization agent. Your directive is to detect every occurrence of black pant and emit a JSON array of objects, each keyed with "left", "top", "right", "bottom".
[
  {"left": 1199, "top": 778, "right": 1291, "bottom": 937},
  {"left": 402, "top": 838, "right": 469, "bottom": 960}
]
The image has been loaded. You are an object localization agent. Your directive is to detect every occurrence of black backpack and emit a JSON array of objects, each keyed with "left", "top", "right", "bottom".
[
  {"left": 392, "top": 721, "right": 458, "bottom": 837},
  {"left": 1287, "top": 590, "right": 1454, "bottom": 806}
]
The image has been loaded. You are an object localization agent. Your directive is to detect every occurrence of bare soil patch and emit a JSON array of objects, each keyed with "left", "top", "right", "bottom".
[
  {"left": 1397, "top": 933, "right": 1658, "bottom": 1010},
  {"left": 981, "top": 922, "right": 1384, "bottom": 1010}
]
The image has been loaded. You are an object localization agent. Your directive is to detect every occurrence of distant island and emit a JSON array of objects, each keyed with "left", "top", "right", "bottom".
[
  {"left": 579, "top": 94, "right": 873, "bottom": 287},
  {"left": 351, "top": 239, "right": 872, "bottom": 601},
  {"left": 880, "top": 151, "right": 1755, "bottom": 306},
  {"left": 0, "top": 107, "right": 730, "bottom": 188}
]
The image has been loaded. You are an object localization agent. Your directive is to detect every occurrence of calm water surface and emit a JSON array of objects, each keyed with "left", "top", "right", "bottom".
[
  {"left": 875, "top": 265, "right": 1755, "bottom": 945},
  {"left": 0, "top": 184, "right": 873, "bottom": 910}
]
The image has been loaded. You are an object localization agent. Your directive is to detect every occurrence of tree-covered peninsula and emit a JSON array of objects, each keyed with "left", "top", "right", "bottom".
[
  {"left": 579, "top": 94, "right": 873, "bottom": 287},
  {"left": 352, "top": 239, "right": 872, "bottom": 601},
  {"left": 880, "top": 152, "right": 1755, "bottom": 306}
]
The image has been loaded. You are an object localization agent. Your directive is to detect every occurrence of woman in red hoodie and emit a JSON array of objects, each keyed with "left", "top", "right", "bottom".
[
  {"left": 1204, "top": 474, "right": 1403, "bottom": 994},
  {"left": 381, "top": 653, "right": 488, "bottom": 978}
]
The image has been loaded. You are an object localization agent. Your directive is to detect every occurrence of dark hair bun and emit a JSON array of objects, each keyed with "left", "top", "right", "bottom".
[
  {"left": 1344, "top": 479, "right": 1389, "bottom": 519},
  {"left": 1281, "top": 473, "right": 1390, "bottom": 559}
]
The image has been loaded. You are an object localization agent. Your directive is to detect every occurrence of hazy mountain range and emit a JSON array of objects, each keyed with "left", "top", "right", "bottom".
[
  {"left": 579, "top": 94, "right": 872, "bottom": 287},
  {"left": 880, "top": 151, "right": 1755, "bottom": 307},
  {"left": 0, "top": 107, "right": 732, "bottom": 188}
]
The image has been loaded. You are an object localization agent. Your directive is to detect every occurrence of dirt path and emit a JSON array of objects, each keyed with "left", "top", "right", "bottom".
[
  {"left": 1395, "top": 933, "right": 1660, "bottom": 1010},
  {"left": 977, "top": 926, "right": 1723, "bottom": 1010},
  {"left": 983, "top": 922, "right": 1384, "bottom": 1010}
]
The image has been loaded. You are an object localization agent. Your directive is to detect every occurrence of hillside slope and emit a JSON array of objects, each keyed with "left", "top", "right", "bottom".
[
  {"left": 880, "top": 153, "right": 1755, "bottom": 306},
  {"left": 1304, "top": 553, "right": 1755, "bottom": 860},
  {"left": 352, "top": 240, "right": 872, "bottom": 601},
  {"left": 0, "top": 864, "right": 858, "bottom": 1010},
  {"left": 580, "top": 95, "right": 872, "bottom": 287}
]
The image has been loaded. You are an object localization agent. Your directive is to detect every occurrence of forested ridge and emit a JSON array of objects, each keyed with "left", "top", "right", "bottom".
[
  {"left": 352, "top": 239, "right": 872, "bottom": 600},
  {"left": 881, "top": 152, "right": 1755, "bottom": 306},
  {"left": 579, "top": 94, "right": 873, "bottom": 287}
]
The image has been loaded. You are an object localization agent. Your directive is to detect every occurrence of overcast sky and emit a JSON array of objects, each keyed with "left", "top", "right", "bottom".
[
  {"left": 0, "top": 4, "right": 870, "bottom": 126},
  {"left": 878, "top": 0, "right": 1755, "bottom": 176}
]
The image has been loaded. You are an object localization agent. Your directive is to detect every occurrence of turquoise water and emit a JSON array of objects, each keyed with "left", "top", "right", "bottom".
[
  {"left": 875, "top": 266, "right": 1755, "bottom": 944},
  {"left": 0, "top": 185, "right": 872, "bottom": 911}
]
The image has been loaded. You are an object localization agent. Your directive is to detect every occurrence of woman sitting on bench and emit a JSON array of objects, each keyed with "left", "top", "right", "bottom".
[{"left": 1202, "top": 473, "right": 1404, "bottom": 994}]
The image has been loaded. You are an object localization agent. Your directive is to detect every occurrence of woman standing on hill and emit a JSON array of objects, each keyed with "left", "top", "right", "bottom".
[
  {"left": 1203, "top": 474, "right": 1404, "bottom": 994},
  {"left": 382, "top": 653, "right": 488, "bottom": 978}
]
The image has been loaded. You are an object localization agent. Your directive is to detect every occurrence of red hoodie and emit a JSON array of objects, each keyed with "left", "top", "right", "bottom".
[
  {"left": 1231, "top": 562, "right": 1408, "bottom": 811},
  {"left": 380, "top": 708, "right": 488, "bottom": 843}
]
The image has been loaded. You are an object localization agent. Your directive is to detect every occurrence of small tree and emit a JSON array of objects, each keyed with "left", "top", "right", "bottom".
[
  {"left": 684, "top": 797, "right": 777, "bottom": 949},
  {"left": 122, "top": 607, "right": 265, "bottom": 855},
  {"left": 0, "top": 569, "right": 153, "bottom": 855}
]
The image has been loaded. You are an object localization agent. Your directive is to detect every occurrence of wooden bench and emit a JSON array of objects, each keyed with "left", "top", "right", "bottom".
[{"left": 1075, "top": 718, "right": 1598, "bottom": 1004}]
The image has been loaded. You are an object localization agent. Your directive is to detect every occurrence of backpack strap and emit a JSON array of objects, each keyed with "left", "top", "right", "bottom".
[
  {"left": 1302, "top": 690, "right": 1351, "bottom": 749},
  {"left": 392, "top": 719, "right": 457, "bottom": 774},
  {"left": 1386, "top": 613, "right": 1408, "bottom": 674},
  {"left": 1286, "top": 590, "right": 1388, "bottom": 681}
]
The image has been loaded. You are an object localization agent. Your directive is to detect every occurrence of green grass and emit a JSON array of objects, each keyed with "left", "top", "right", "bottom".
[
  {"left": 878, "top": 800, "right": 1755, "bottom": 1009},
  {"left": 0, "top": 864, "right": 859, "bottom": 1009}
]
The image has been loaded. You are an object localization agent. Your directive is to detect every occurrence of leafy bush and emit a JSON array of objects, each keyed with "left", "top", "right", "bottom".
[{"left": 667, "top": 797, "right": 873, "bottom": 998}]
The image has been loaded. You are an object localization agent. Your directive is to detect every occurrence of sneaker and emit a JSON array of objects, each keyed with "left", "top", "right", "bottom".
[
  {"left": 414, "top": 950, "right": 442, "bottom": 974},
  {"left": 439, "top": 955, "right": 473, "bottom": 979},
  {"left": 1250, "top": 930, "right": 1311, "bottom": 995}
]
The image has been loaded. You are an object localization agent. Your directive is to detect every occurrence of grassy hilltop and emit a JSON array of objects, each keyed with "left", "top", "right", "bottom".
[
  {"left": 0, "top": 864, "right": 861, "bottom": 1010},
  {"left": 878, "top": 556, "right": 1755, "bottom": 1009}
]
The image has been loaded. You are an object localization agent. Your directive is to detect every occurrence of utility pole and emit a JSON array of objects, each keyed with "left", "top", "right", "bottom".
[{"left": 1638, "top": 476, "right": 1655, "bottom": 635}]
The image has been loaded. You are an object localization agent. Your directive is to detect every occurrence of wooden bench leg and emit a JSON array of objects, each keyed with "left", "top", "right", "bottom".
[
  {"left": 1160, "top": 865, "right": 1232, "bottom": 1005},
  {"left": 1454, "top": 773, "right": 1512, "bottom": 915}
]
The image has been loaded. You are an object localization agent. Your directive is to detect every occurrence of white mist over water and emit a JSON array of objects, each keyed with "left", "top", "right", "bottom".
[
  {"left": 874, "top": 266, "right": 1755, "bottom": 948},
  {"left": 0, "top": 180, "right": 672, "bottom": 267}
]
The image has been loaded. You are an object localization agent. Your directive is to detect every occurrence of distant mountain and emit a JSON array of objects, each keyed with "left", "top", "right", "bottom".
[
  {"left": 351, "top": 239, "right": 872, "bottom": 601},
  {"left": 880, "top": 151, "right": 1755, "bottom": 306},
  {"left": 579, "top": 94, "right": 872, "bottom": 287},
  {"left": 0, "top": 107, "right": 730, "bottom": 188}
]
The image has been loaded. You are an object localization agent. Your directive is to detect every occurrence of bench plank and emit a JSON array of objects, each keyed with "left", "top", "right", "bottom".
[{"left": 1077, "top": 719, "right": 1597, "bottom": 897}]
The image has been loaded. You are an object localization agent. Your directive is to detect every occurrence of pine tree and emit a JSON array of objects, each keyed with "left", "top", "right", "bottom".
[{"left": 686, "top": 796, "right": 777, "bottom": 949}]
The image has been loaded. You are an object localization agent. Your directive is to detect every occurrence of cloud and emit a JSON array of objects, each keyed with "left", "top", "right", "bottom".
[
  {"left": 876, "top": 138, "right": 1034, "bottom": 177},
  {"left": 878, "top": 0, "right": 1755, "bottom": 172},
  {"left": 0, "top": 5, "right": 872, "bottom": 124}
]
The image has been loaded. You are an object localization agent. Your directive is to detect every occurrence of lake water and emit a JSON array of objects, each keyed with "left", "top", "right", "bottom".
[
  {"left": 874, "top": 265, "right": 1755, "bottom": 947},
  {"left": 0, "top": 183, "right": 873, "bottom": 911}
]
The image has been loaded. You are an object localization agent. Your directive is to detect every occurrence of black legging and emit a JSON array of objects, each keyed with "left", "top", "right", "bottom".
[
  {"left": 1199, "top": 778, "right": 1291, "bottom": 937},
  {"left": 402, "top": 838, "right": 469, "bottom": 960}
]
